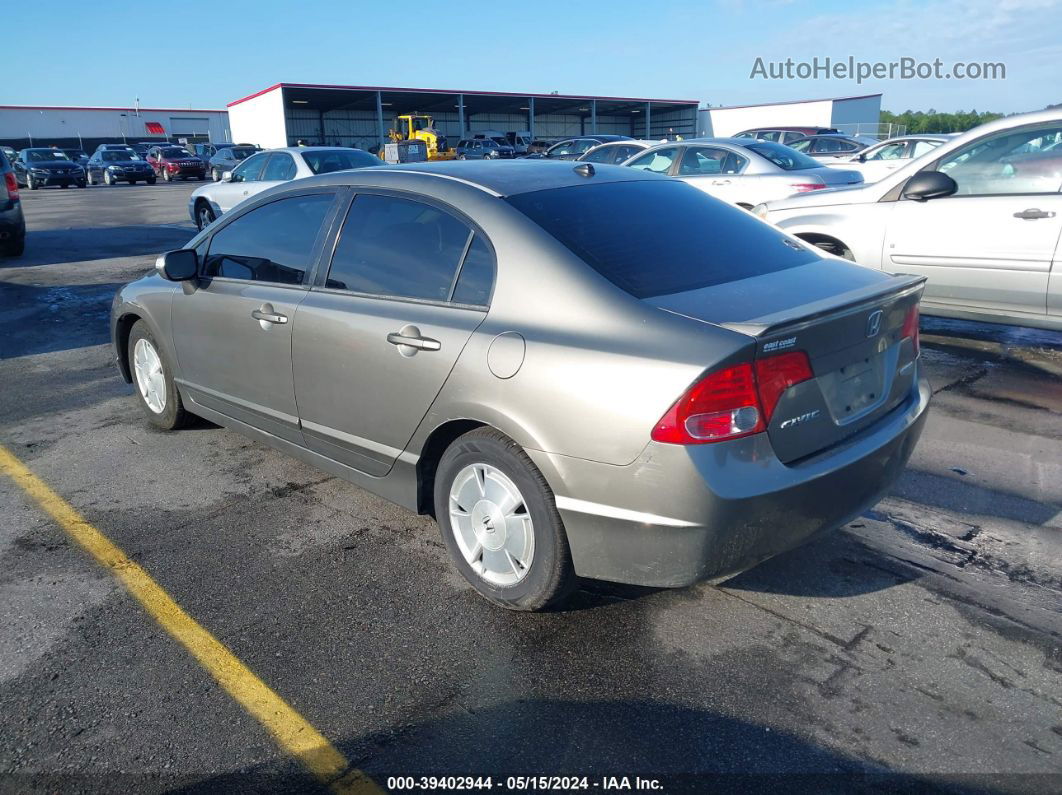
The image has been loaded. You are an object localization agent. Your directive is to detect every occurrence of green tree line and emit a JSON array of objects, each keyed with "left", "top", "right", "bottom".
[{"left": 880, "top": 109, "right": 1004, "bottom": 134}]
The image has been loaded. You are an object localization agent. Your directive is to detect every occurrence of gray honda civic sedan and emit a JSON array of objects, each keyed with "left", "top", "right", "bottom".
[{"left": 110, "top": 160, "right": 930, "bottom": 610}]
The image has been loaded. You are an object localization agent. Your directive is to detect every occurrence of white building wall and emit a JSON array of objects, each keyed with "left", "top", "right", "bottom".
[
  {"left": 0, "top": 106, "right": 229, "bottom": 146},
  {"left": 700, "top": 100, "right": 835, "bottom": 137},
  {"left": 228, "top": 88, "right": 288, "bottom": 149}
]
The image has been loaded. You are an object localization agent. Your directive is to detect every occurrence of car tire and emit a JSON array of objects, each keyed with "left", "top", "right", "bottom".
[
  {"left": 104, "top": 170, "right": 113, "bottom": 186},
  {"left": 433, "top": 428, "right": 577, "bottom": 611},
  {"left": 457, "top": 154, "right": 466, "bottom": 160},
  {"left": 127, "top": 320, "right": 192, "bottom": 431},
  {"left": 1, "top": 236, "right": 25, "bottom": 257},
  {"left": 195, "top": 201, "right": 215, "bottom": 231},
  {"left": 146, "top": 177, "right": 156, "bottom": 185}
]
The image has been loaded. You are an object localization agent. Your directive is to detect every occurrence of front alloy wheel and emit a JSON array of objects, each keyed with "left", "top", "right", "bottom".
[
  {"left": 133, "top": 337, "right": 166, "bottom": 415},
  {"left": 127, "top": 321, "right": 192, "bottom": 430},
  {"left": 195, "top": 202, "right": 215, "bottom": 231}
]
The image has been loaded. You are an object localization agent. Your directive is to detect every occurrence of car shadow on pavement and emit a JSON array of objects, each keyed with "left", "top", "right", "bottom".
[
  {"left": 5, "top": 225, "right": 195, "bottom": 268},
  {"left": 715, "top": 528, "right": 916, "bottom": 600},
  {"left": 170, "top": 699, "right": 947, "bottom": 794}
]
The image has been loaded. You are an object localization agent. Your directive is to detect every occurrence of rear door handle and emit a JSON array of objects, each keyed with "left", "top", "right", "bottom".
[
  {"left": 1013, "top": 208, "right": 1055, "bottom": 220},
  {"left": 251, "top": 309, "right": 288, "bottom": 324},
  {"left": 387, "top": 331, "right": 441, "bottom": 351}
]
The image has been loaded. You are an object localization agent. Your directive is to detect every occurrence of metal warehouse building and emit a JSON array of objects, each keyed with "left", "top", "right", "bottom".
[
  {"left": 0, "top": 105, "right": 230, "bottom": 151},
  {"left": 228, "top": 83, "right": 701, "bottom": 150}
]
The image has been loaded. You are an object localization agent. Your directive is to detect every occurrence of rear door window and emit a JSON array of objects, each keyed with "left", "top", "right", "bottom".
[
  {"left": 678, "top": 147, "right": 747, "bottom": 176},
  {"left": 507, "top": 180, "right": 820, "bottom": 299},
  {"left": 325, "top": 194, "right": 472, "bottom": 302},
  {"left": 261, "top": 153, "right": 297, "bottom": 181}
]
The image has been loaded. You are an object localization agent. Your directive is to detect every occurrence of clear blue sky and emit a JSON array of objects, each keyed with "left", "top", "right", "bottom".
[{"left": 8, "top": 0, "right": 1061, "bottom": 113}]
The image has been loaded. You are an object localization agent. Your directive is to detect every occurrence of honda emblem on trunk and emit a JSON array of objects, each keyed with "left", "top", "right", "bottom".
[{"left": 866, "top": 310, "right": 883, "bottom": 338}]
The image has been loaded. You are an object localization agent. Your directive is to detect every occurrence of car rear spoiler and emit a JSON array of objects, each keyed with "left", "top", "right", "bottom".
[{"left": 719, "top": 274, "right": 927, "bottom": 338}]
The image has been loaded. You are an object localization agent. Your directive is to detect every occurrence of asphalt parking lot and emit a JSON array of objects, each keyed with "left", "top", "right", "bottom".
[{"left": 1, "top": 182, "right": 1060, "bottom": 793}]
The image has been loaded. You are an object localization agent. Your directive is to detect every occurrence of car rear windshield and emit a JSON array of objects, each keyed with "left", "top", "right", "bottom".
[
  {"left": 506, "top": 180, "right": 820, "bottom": 299},
  {"left": 745, "top": 142, "right": 822, "bottom": 170},
  {"left": 301, "top": 149, "right": 379, "bottom": 175}
]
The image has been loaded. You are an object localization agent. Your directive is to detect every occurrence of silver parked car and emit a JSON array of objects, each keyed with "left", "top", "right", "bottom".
[
  {"left": 755, "top": 109, "right": 1062, "bottom": 331},
  {"left": 576, "top": 140, "right": 659, "bottom": 165},
  {"left": 622, "top": 139, "right": 863, "bottom": 208},
  {"left": 188, "top": 146, "right": 379, "bottom": 230},
  {"left": 112, "top": 161, "right": 930, "bottom": 610},
  {"left": 827, "top": 135, "right": 953, "bottom": 183}
]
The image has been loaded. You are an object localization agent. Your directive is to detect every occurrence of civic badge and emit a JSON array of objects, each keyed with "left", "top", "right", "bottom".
[{"left": 866, "top": 310, "right": 883, "bottom": 338}]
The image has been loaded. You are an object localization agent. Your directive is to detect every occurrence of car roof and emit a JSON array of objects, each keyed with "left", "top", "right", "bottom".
[
  {"left": 265, "top": 146, "right": 369, "bottom": 154},
  {"left": 301, "top": 159, "right": 669, "bottom": 198}
]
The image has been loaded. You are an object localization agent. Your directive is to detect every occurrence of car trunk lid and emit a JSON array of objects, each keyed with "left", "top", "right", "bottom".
[
  {"left": 813, "top": 166, "right": 863, "bottom": 186},
  {"left": 647, "top": 259, "right": 925, "bottom": 463}
]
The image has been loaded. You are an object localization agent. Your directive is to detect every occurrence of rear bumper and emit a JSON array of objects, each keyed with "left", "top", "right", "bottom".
[{"left": 528, "top": 372, "right": 931, "bottom": 588}]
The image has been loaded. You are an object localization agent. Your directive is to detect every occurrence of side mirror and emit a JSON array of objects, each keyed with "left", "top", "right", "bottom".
[
  {"left": 857, "top": 153, "right": 867, "bottom": 162},
  {"left": 155, "top": 249, "right": 198, "bottom": 281},
  {"left": 901, "top": 170, "right": 958, "bottom": 202},
  {"left": 223, "top": 171, "right": 235, "bottom": 182}
]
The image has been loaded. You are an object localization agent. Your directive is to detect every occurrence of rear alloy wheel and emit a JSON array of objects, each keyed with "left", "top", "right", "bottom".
[
  {"left": 128, "top": 320, "right": 191, "bottom": 430},
  {"left": 434, "top": 428, "right": 576, "bottom": 611},
  {"left": 195, "top": 202, "right": 215, "bottom": 231}
]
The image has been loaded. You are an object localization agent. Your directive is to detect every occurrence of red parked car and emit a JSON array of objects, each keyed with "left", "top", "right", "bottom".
[{"left": 146, "top": 145, "right": 207, "bottom": 182}]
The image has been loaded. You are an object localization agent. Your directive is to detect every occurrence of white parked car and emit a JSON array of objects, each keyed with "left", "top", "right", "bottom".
[
  {"left": 754, "top": 110, "right": 1062, "bottom": 331},
  {"left": 621, "top": 139, "right": 863, "bottom": 209},
  {"left": 188, "top": 146, "right": 379, "bottom": 230},
  {"left": 828, "top": 135, "right": 952, "bottom": 183}
]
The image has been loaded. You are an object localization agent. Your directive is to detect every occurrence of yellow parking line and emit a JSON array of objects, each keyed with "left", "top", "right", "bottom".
[{"left": 0, "top": 444, "right": 381, "bottom": 795}]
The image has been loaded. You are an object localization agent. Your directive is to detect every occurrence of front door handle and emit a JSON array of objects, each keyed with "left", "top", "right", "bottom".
[
  {"left": 387, "top": 329, "right": 441, "bottom": 352},
  {"left": 1013, "top": 208, "right": 1055, "bottom": 220},
  {"left": 251, "top": 308, "right": 288, "bottom": 324},
  {"left": 712, "top": 179, "right": 731, "bottom": 185}
]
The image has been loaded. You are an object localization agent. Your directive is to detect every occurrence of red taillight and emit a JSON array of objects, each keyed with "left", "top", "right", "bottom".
[
  {"left": 652, "top": 363, "right": 764, "bottom": 444},
  {"left": 790, "top": 181, "right": 826, "bottom": 193},
  {"left": 652, "top": 353, "right": 815, "bottom": 445},
  {"left": 902, "top": 304, "right": 920, "bottom": 356},
  {"left": 755, "top": 352, "right": 814, "bottom": 422},
  {"left": 4, "top": 171, "right": 18, "bottom": 201}
]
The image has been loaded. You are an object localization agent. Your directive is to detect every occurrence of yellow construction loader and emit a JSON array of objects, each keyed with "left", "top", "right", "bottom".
[{"left": 381, "top": 113, "right": 456, "bottom": 161}]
